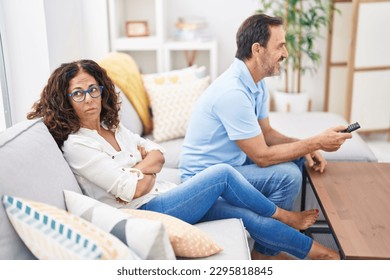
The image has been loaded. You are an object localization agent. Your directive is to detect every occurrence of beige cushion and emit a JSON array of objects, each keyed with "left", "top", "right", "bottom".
[
  {"left": 145, "top": 76, "right": 210, "bottom": 142},
  {"left": 121, "top": 208, "right": 222, "bottom": 258},
  {"left": 142, "top": 65, "right": 210, "bottom": 142}
]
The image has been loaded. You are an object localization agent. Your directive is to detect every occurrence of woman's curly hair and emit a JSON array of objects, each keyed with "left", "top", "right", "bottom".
[{"left": 27, "top": 59, "right": 120, "bottom": 148}]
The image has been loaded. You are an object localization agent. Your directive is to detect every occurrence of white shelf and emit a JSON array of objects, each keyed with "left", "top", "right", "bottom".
[
  {"left": 113, "top": 36, "right": 162, "bottom": 51},
  {"left": 164, "top": 39, "right": 218, "bottom": 80},
  {"left": 108, "top": 0, "right": 218, "bottom": 77},
  {"left": 165, "top": 39, "right": 217, "bottom": 50}
]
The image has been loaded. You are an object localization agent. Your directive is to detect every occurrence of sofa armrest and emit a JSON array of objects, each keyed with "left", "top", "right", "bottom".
[{"left": 269, "top": 112, "right": 377, "bottom": 162}]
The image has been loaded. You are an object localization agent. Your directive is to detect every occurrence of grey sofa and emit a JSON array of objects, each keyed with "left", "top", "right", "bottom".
[{"left": 0, "top": 119, "right": 251, "bottom": 260}]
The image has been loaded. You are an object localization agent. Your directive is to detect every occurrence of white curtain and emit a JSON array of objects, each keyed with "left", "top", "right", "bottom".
[{"left": 0, "top": 32, "right": 12, "bottom": 130}]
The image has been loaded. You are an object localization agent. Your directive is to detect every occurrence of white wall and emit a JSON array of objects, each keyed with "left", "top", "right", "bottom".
[
  {"left": 0, "top": 0, "right": 51, "bottom": 125},
  {"left": 0, "top": 82, "right": 5, "bottom": 131},
  {"left": 165, "top": 0, "right": 328, "bottom": 111},
  {"left": 166, "top": 0, "right": 259, "bottom": 74},
  {"left": 44, "top": 0, "right": 84, "bottom": 70},
  {"left": 0, "top": 0, "right": 109, "bottom": 125}
]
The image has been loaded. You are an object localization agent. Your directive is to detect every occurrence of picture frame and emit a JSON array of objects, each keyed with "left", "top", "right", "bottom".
[{"left": 126, "top": 21, "right": 149, "bottom": 37}]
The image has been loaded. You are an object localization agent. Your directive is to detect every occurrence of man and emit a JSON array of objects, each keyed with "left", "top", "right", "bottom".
[{"left": 179, "top": 13, "right": 352, "bottom": 212}]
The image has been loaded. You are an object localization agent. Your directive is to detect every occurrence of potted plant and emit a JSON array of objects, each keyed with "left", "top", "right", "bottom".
[{"left": 256, "top": 0, "right": 334, "bottom": 112}]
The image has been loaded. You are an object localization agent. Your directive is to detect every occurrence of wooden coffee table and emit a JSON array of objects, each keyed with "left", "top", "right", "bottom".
[{"left": 305, "top": 162, "right": 390, "bottom": 259}]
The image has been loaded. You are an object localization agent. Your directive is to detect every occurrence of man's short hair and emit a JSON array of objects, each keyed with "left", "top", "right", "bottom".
[{"left": 235, "top": 13, "right": 284, "bottom": 60}]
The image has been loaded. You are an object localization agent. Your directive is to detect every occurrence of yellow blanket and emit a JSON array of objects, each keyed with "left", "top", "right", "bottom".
[{"left": 99, "top": 52, "right": 153, "bottom": 134}]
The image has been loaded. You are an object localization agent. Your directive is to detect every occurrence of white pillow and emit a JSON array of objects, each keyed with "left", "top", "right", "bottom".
[
  {"left": 145, "top": 76, "right": 210, "bottom": 142},
  {"left": 2, "top": 195, "right": 137, "bottom": 260},
  {"left": 64, "top": 191, "right": 175, "bottom": 260},
  {"left": 121, "top": 208, "right": 222, "bottom": 258}
]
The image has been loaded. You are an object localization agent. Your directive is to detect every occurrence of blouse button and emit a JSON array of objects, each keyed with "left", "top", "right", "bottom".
[
  {"left": 130, "top": 154, "right": 133, "bottom": 157},
  {"left": 122, "top": 168, "right": 125, "bottom": 171},
  {"left": 155, "top": 188, "right": 158, "bottom": 192},
  {"left": 112, "top": 156, "right": 115, "bottom": 159}
]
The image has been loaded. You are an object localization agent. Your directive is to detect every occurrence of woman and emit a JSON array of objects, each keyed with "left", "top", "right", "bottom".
[{"left": 27, "top": 59, "right": 339, "bottom": 260}]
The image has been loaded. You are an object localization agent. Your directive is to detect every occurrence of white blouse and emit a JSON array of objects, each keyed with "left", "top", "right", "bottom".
[{"left": 62, "top": 123, "right": 177, "bottom": 209}]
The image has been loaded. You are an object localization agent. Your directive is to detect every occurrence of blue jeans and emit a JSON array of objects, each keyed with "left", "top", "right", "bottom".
[
  {"left": 140, "top": 163, "right": 312, "bottom": 259},
  {"left": 233, "top": 157, "right": 305, "bottom": 255}
]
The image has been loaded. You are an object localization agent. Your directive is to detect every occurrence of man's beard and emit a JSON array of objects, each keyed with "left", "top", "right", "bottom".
[
  {"left": 265, "top": 62, "right": 281, "bottom": 77},
  {"left": 266, "top": 57, "right": 284, "bottom": 77}
]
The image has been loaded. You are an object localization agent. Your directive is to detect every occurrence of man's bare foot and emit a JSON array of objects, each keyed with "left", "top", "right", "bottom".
[
  {"left": 251, "top": 250, "right": 297, "bottom": 260},
  {"left": 307, "top": 241, "right": 340, "bottom": 260},
  {"left": 272, "top": 207, "right": 319, "bottom": 230}
]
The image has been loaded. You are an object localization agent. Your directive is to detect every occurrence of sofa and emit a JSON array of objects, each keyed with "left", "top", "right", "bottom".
[{"left": 0, "top": 118, "right": 252, "bottom": 260}]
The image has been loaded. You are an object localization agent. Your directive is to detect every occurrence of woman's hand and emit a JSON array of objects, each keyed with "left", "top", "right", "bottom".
[
  {"left": 137, "top": 145, "right": 147, "bottom": 159},
  {"left": 133, "top": 173, "right": 156, "bottom": 199},
  {"left": 134, "top": 146, "right": 165, "bottom": 174}
]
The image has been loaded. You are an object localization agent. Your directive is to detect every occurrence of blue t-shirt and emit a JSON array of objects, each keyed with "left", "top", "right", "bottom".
[{"left": 179, "top": 58, "right": 269, "bottom": 181}]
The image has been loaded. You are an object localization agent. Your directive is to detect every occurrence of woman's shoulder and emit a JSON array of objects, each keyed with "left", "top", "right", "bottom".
[{"left": 62, "top": 129, "right": 102, "bottom": 152}]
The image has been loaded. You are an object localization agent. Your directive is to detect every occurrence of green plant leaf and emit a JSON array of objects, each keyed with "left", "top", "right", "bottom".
[{"left": 255, "top": 0, "right": 335, "bottom": 93}]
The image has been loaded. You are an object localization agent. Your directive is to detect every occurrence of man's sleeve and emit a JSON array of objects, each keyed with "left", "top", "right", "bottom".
[{"left": 212, "top": 90, "right": 260, "bottom": 141}]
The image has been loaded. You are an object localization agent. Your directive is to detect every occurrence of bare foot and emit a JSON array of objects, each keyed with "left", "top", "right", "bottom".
[
  {"left": 272, "top": 207, "right": 319, "bottom": 230},
  {"left": 251, "top": 250, "right": 297, "bottom": 260},
  {"left": 307, "top": 241, "right": 340, "bottom": 260}
]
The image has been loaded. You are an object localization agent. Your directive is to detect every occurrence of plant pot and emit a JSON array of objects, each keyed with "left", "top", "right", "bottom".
[{"left": 272, "top": 91, "right": 311, "bottom": 113}]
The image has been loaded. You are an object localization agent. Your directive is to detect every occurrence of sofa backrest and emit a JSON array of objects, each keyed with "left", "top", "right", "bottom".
[{"left": 0, "top": 119, "right": 83, "bottom": 259}]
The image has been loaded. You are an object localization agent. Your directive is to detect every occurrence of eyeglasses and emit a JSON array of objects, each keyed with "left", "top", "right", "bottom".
[{"left": 67, "top": 85, "right": 103, "bottom": 102}]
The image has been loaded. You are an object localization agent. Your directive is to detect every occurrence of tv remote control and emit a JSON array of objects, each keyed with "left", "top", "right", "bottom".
[{"left": 341, "top": 122, "right": 360, "bottom": 133}]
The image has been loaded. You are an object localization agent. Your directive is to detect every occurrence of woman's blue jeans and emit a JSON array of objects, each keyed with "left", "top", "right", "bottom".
[{"left": 140, "top": 163, "right": 312, "bottom": 259}]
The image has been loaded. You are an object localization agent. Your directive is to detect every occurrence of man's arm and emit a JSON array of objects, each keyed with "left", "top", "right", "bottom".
[
  {"left": 258, "top": 118, "right": 331, "bottom": 172},
  {"left": 235, "top": 117, "right": 352, "bottom": 168},
  {"left": 259, "top": 117, "right": 299, "bottom": 146}
]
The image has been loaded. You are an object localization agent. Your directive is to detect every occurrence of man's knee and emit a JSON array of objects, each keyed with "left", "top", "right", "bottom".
[{"left": 280, "top": 162, "right": 302, "bottom": 195}]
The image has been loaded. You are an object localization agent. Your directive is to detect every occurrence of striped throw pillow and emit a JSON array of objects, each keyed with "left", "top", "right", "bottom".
[{"left": 2, "top": 195, "right": 138, "bottom": 260}]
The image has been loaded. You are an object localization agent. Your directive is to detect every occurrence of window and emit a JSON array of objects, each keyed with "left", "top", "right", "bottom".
[{"left": 0, "top": 31, "right": 11, "bottom": 131}]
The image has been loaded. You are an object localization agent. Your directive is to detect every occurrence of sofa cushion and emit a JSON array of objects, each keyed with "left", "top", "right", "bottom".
[
  {"left": 157, "top": 167, "right": 181, "bottom": 184},
  {"left": 144, "top": 135, "right": 184, "bottom": 169},
  {"left": 192, "top": 219, "right": 251, "bottom": 260},
  {"left": 121, "top": 208, "right": 222, "bottom": 258},
  {"left": 64, "top": 190, "right": 175, "bottom": 260},
  {"left": 119, "top": 91, "right": 144, "bottom": 136},
  {"left": 145, "top": 76, "right": 210, "bottom": 142},
  {"left": 2, "top": 195, "right": 137, "bottom": 260},
  {"left": 0, "top": 119, "right": 82, "bottom": 259},
  {"left": 269, "top": 112, "right": 377, "bottom": 162}
]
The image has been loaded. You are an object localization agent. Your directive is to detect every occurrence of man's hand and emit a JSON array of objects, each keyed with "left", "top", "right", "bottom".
[
  {"left": 317, "top": 125, "right": 352, "bottom": 152},
  {"left": 305, "top": 151, "right": 327, "bottom": 173}
]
